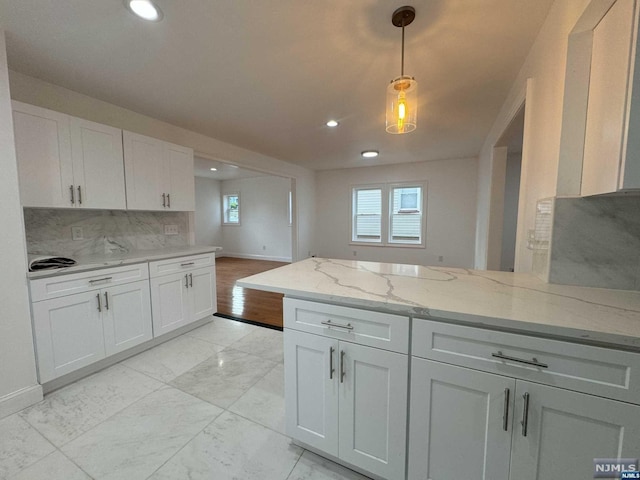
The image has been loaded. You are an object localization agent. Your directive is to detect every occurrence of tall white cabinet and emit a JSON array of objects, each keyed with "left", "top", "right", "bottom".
[
  {"left": 123, "top": 131, "right": 195, "bottom": 211},
  {"left": 12, "top": 101, "right": 126, "bottom": 209},
  {"left": 283, "top": 299, "right": 409, "bottom": 480}
]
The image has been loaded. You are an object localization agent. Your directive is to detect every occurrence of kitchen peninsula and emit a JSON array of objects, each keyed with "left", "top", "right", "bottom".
[{"left": 238, "top": 257, "right": 640, "bottom": 480}]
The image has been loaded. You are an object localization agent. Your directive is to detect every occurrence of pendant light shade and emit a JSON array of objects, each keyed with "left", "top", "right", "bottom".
[{"left": 386, "top": 6, "right": 418, "bottom": 135}]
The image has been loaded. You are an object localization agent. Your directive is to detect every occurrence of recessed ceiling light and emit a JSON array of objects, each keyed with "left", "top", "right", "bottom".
[
  {"left": 361, "top": 150, "right": 379, "bottom": 158},
  {"left": 210, "top": 168, "right": 217, "bottom": 171},
  {"left": 326, "top": 120, "right": 339, "bottom": 127},
  {"left": 125, "top": 0, "right": 163, "bottom": 22},
  {"left": 228, "top": 164, "right": 239, "bottom": 169}
]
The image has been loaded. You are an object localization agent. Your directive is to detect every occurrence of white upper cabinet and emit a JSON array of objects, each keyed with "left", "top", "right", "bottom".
[
  {"left": 70, "top": 117, "right": 126, "bottom": 209},
  {"left": 12, "top": 101, "right": 74, "bottom": 208},
  {"left": 123, "top": 131, "right": 195, "bottom": 211},
  {"left": 581, "top": 0, "right": 640, "bottom": 195},
  {"left": 12, "top": 101, "right": 126, "bottom": 209}
]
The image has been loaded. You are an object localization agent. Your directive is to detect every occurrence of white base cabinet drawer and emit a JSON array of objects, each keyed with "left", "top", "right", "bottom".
[
  {"left": 412, "top": 318, "right": 640, "bottom": 404},
  {"left": 148, "top": 253, "right": 215, "bottom": 278},
  {"left": 284, "top": 298, "right": 409, "bottom": 354},
  {"left": 30, "top": 263, "right": 149, "bottom": 302}
]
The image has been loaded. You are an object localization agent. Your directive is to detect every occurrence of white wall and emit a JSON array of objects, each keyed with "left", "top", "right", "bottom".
[
  {"left": 0, "top": 31, "right": 42, "bottom": 418},
  {"left": 500, "top": 152, "right": 522, "bottom": 271},
  {"left": 315, "top": 158, "right": 478, "bottom": 267},
  {"left": 194, "top": 177, "right": 222, "bottom": 247},
  {"left": 475, "top": 0, "right": 590, "bottom": 270},
  {"left": 8, "top": 71, "right": 315, "bottom": 262},
  {"left": 220, "top": 176, "right": 292, "bottom": 261}
]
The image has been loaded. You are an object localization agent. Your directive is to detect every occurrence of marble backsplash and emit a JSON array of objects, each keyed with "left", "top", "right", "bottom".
[
  {"left": 548, "top": 196, "right": 640, "bottom": 291},
  {"left": 24, "top": 209, "right": 190, "bottom": 258}
]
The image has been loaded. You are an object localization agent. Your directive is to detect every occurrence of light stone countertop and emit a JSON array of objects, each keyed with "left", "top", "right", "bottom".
[
  {"left": 237, "top": 257, "right": 640, "bottom": 351},
  {"left": 27, "top": 246, "right": 222, "bottom": 279}
]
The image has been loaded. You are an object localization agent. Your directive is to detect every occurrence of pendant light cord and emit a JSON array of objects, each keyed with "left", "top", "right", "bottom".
[{"left": 401, "top": 22, "right": 405, "bottom": 77}]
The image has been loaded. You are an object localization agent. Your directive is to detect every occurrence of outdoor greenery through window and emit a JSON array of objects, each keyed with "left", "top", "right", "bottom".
[
  {"left": 223, "top": 194, "right": 240, "bottom": 224},
  {"left": 352, "top": 183, "right": 425, "bottom": 246}
]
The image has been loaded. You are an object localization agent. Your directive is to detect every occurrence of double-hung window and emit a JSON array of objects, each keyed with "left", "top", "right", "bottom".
[
  {"left": 351, "top": 183, "right": 425, "bottom": 247},
  {"left": 223, "top": 193, "right": 240, "bottom": 224}
]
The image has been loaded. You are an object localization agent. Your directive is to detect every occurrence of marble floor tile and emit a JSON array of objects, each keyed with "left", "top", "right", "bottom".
[
  {"left": 9, "top": 451, "right": 91, "bottom": 480},
  {"left": 229, "top": 363, "right": 285, "bottom": 434},
  {"left": 185, "top": 316, "right": 257, "bottom": 346},
  {"left": 287, "top": 451, "right": 372, "bottom": 480},
  {"left": 170, "top": 348, "right": 276, "bottom": 408},
  {"left": 0, "top": 414, "right": 55, "bottom": 478},
  {"left": 149, "top": 411, "right": 303, "bottom": 480},
  {"left": 20, "top": 363, "right": 163, "bottom": 447},
  {"left": 123, "top": 334, "right": 225, "bottom": 383},
  {"left": 61, "top": 387, "right": 222, "bottom": 480},
  {"left": 228, "top": 327, "right": 284, "bottom": 363}
]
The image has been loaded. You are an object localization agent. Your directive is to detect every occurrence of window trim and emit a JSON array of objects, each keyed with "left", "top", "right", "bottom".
[
  {"left": 349, "top": 181, "right": 427, "bottom": 248},
  {"left": 222, "top": 192, "right": 241, "bottom": 226}
]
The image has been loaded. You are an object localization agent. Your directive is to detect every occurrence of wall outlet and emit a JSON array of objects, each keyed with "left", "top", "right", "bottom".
[
  {"left": 164, "top": 224, "right": 179, "bottom": 235},
  {"left": 262, "top": 245, "right": 266, "bottom": 250},
  {"left": 438, "top": 255, "right": 444, "bottom": 262},
  {"left": 353, "top": 251, "right": 357, "bottom": 256},
  {"left": 71, "top": 226, "right": 83, "bottom": 241}
]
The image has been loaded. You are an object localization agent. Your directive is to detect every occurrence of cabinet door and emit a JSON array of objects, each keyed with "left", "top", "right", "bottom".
[
  {"left": 12, "top": 101, "right": 74, "bottom": 208},
  {"left": 123, "top": 131, "right": 166, "bottom": 210},
  {"left": 581, "top": 0, "right": 636, "bottom": 195},
  {"left": 165, "top": 143, "right": 195, "bottom": 211},
  {"left": 189, "top": 266, "right": 217, "bottom": 322},
  {"left": 70, "top": 117, "right": 126, "bottom": 209},
  {"left": 102, "top": 280, "right": 152, "bottom": 356},
  {"left": 284, "top": 329, "right": 339, "bottom": 456},
  {"left": 339, "top": 342, "right": 408, "bottom": 480},
  {"left": 408, "top": 358, "right": 514, "bottom": 480},
  {"left": 510, "top": 381, "right": 640, "bottom": 480},
  {"left": 150, "top": 272, "right": 190, "bottom": 336},
  {"left": 32, "top": 292, "right": 105, "bottom": 382}
]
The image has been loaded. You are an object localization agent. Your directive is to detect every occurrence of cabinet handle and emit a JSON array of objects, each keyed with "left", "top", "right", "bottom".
[
  {"left": 503, "top": 388, "right": 510, "bottom": 431},
  {"left": 162, "top": 193, "right": 166, "bottom": 207},
  {"left": 340, "top": 350, "right": 345, "bottom": 383},
  {"left": 329, "top": 346, "right": 335, "bottom": 379},
  {"left": 167, "top": 193, "right": 170, "bottom": 208},
  {"left": 181, "top": 262, "right": 195, "bottom": 267},
  {"left": 96, "top": 293, "right": 102, "bottom": 312},
  {"left": 184, "top": 274, "right": 189, "bottom": 288},
  {"left": 89, "top": 276, "right": 113, "bottom": 284},
  {"left": 189, "top": 273, "right": 193, "bottom": 287},
  {"left": 77, "top": 185, "right": 82, "bottom": 205},
  {"left": 70, "top": 185, "right": 75, "bottom": 205},
  {"left": 321, "top": 319, "right": 354, "bottom": 331},
  {"left": 491, "top": 351, "right": 548, "bottom": 369},
  {"left": 104, "top": 292, "right": 109, "bottom": 310},
  {"left": 521, "top": 393, "right": 530, "bottom": 437}
]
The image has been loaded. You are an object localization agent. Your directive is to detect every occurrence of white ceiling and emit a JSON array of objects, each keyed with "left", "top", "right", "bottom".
[
  {"left": 0, "top": 0, "right": 553, "bottom": 171},
  {"left": 194, "top": 156, "right": 269, "bottom": 181}
]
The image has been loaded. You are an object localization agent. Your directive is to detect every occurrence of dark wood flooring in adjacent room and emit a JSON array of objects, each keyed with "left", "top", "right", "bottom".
[{"left": 216, "top": 257, "right": 288, "bottom": 329}]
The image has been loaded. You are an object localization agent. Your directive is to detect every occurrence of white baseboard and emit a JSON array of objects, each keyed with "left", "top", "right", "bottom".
[
  {"left": 0, "top": 384, "right": 43, "bottom": 419},
  {"left": 217, "top": 252, "right": 292, "bottom": 262}
]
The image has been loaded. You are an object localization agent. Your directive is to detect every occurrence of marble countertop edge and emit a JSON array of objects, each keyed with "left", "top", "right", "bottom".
[{"left": 27, "top": 246, "right": 222, "bottom": 279}]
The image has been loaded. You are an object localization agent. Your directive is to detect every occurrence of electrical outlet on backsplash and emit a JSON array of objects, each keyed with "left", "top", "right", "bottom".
[{"left": 23, "top": 208, "right": 190, "bottom": 258}]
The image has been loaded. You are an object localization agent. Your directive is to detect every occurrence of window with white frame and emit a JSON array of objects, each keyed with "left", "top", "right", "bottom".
[
  {"left": 352, "top": 187, "right": 383, "bottom": 242},
  {"left": 351, "top": 183, "right": 425, "bottom": 246},
  {"left": 223, "top": 193, "right": 240, "bottom": 224}
]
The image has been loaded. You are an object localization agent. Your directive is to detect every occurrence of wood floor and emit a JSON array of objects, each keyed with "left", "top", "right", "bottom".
[{"left": 216, "top": 257, "right": 288, "bottom": 328}]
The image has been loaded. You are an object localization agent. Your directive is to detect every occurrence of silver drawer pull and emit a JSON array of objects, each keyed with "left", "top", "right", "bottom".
[
  {"left": 181, "top": 262, "right": 195, "bottom": 267},
  {"left": 321, "top": 319, "right": 354, "bottom": 331},
  {"left": 89, "top": 276, "right": 113, "bottom": 284},
  {"left": 492, "top": 351, "right": 548, "bottom": 369}
]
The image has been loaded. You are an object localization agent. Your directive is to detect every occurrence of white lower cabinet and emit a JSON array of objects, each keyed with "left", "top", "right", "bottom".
[
  {"left": 150, "top": 264, "right": 216, "bottom": 337},
  {"left": 409, "top": 359, "right": 640, "bottom": 480},
  {"left": 32, "top": 279, "right": 152, "bottom": 382},
  {"left": 284, "top": 328, "right": 408, "bottom": 480}
]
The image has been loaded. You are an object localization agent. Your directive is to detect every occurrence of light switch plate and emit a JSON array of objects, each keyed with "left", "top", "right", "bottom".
[{"left": 164, "top": 224, "right": 179, "bottom": 235}]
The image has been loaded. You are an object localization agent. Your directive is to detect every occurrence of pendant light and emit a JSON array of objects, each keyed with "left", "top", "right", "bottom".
[{"left": 386, "top": 6, "right": 418, "bottom": 134}]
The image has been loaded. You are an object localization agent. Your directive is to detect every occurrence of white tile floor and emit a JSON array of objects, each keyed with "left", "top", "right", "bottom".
[{"left": 0, "top": 317, "right": 371, "bottom": 480}]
